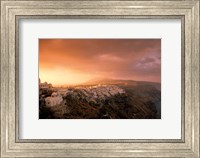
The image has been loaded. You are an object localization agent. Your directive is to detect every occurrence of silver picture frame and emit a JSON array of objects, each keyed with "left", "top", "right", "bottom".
[{"left": 1, "top": 0, "right": 199, "bottom": 157}]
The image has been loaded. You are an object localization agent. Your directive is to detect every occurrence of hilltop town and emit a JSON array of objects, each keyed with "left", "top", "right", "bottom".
[{"left": 39, "top": 78, "right": 161, "bottom": 119}]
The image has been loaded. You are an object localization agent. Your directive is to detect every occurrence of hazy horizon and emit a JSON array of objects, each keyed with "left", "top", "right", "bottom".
[
  {"left": 40, "top": 76, "right": 161, "bottom": 86},
  {"left": 39, "top": 39, "right": 161, "bottom": 85}
]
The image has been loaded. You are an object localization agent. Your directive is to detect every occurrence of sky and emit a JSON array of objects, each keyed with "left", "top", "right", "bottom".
[{"left": 39, "top": 39, "right": 161, "bottom": 86}]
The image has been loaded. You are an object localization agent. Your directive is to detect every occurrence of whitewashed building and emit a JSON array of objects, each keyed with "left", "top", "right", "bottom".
[
  {"left": 45, "top": 92, "right": 63, "bottom": 107},
  {"left": 39, "top": 78, "right": 52, "bottom": 89}
]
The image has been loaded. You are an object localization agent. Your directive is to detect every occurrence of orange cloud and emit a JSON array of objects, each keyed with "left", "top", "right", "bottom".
[{"left": 39, "top": 39, "right": 161, "bottom": 86}]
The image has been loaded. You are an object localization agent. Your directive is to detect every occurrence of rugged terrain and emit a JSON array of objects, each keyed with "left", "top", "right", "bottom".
[{"left": 39, "top": 79, "right": 161, "bottom": 119}]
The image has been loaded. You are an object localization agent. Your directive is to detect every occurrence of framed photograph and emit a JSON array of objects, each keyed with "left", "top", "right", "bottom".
[
  {"left": 1, "top": 0, "right": 199, "bottom": 157},
  {"left": 39, "top": 39, "right": 161, "bottom": 119}
]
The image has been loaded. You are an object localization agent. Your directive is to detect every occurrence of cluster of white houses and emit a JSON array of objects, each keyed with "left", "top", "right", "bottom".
[
  {"left": 62, "top": 85, "right": 125, "bottom": 104},
  {"left": 39, "top": 78, "right": 126, "bottom": 107},
  {"left": 78, "top": 85, "right": 125, "bottom": 99}
]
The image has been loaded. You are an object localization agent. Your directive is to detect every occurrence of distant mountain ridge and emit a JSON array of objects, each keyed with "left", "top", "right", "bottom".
[
  {"left": 84, "top": 78, "right": 160, "bottom": 85},
  {"left": 82, "top": 78, "right": 161, "bottom": 91}
]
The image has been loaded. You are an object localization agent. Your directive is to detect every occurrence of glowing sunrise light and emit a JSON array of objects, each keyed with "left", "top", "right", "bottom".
[
  {"left": 39, "top": 68, "right": 98, "bottom": 86},
  {"left": 39, "top": 39, "right": 161, "bottom": 86}
]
